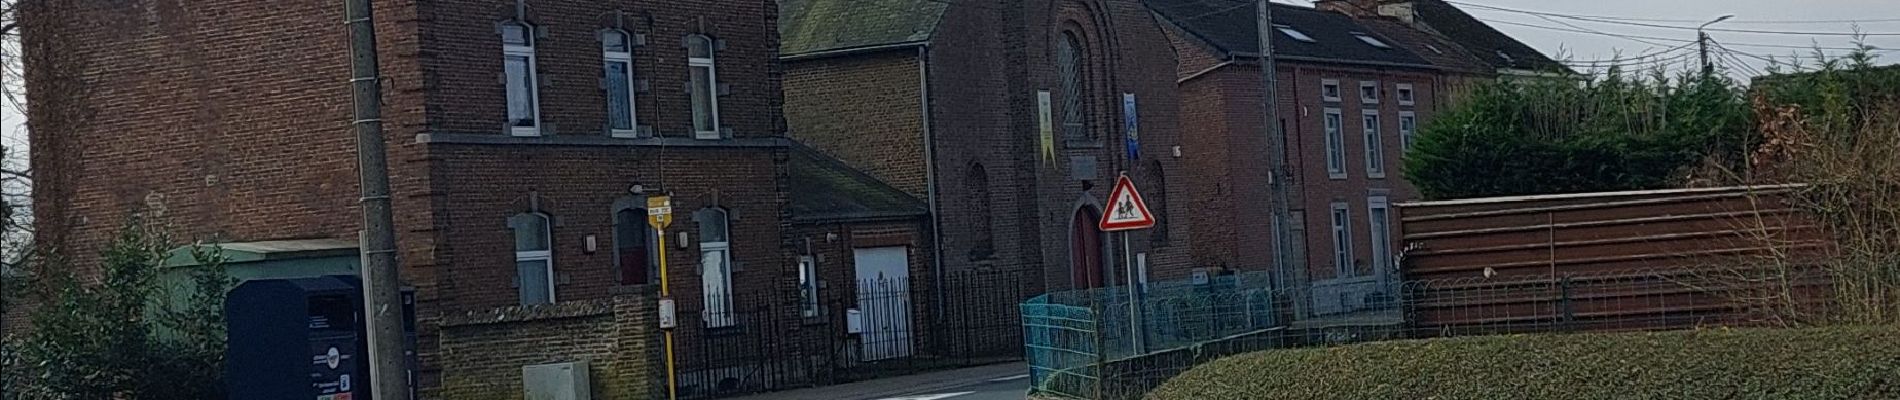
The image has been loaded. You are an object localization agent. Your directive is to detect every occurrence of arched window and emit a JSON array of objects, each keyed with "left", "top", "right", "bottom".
[
  {"left": 1056, "top": 31, "right": 1091, "bottom": 144},
  {"left": 612, "top": 200, "right": 658, "bottom": 285},
  {"left": 501, "top": 21, "right": 540, "bottom": 137},
  {"left": 966, "top": 164, "right": 994, "bottom": 260},
  {"left": 687, "top": 35, "right": 721, "bottom": 139},
  {"left": 696, "top": 207, "right": 735, "bottom": 327},
  {"left": 602, "top": 29, "right": 639, "bottom": 137},
  {"left": 1147, "top": 161, "right": 1170, "bottom": 246},
  {"left": 508, "top": 212, "right": 554, "bottom": 305}
]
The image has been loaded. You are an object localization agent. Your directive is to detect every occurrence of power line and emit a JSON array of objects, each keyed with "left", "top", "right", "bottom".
[
  {"left": 1557, "top": 43, "right": 1699, "bottom": 66},
  {"left": 1480, "top": 19, "right": 1888, "bottom": 52},
  {"left": 1449, "top": 1, "right": 1900, "bottom": 36},
  {"left": 1535, "top": 14, "right": 1673, "bottom": 47}
]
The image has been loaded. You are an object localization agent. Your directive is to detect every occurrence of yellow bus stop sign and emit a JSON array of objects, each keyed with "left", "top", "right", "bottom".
[{"left": 647, "top": 196, "right": 673, "bottom": 229}]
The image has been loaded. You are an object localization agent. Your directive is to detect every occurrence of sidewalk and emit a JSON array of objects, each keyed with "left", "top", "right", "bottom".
[{"left": 719, "top": 362, "right": 1028, "bottom": 400}]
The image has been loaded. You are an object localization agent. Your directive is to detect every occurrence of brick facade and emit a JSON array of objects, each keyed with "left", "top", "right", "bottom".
[
  {"left": 1166, "top": 26, "right": 1449, "bottom": 313},
  {"left": 782, "top": 0, "right": 1196, "bottom": 297},
  {"left": 23, "top": 0, "right": 917, "bottom": 395}
]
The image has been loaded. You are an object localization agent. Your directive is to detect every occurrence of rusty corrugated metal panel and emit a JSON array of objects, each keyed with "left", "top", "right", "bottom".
[{"left": 1396, "top": 185, "right": 1835, "bottom": 335}]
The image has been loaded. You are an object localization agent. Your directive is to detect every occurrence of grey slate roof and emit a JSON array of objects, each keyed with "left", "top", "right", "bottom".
[
  {"left": 1150, "top": 0, "right": 1432, "bottom": 67},
  {"left": 1410, "top": 0, "right": 1568, "bottom": 73},
  {"left": 1356, "top": 17, "right": 1493, "bottom": 75},
  {"left": 780, "top": 0, "right": 948, "bottom": 57},
  {"left": 789, "top": 145, "right": 929, "bottom": 223}
]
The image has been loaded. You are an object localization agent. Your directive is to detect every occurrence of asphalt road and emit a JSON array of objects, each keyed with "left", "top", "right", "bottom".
[{"left": 870, "top": 373, "right": 1030, "bottom": 400}]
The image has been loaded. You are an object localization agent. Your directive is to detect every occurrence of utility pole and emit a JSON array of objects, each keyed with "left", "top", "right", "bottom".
[
  {"left": 1697, "top": 15, "right": 1735, "bottom": 76},
  {"left": 1258, "top": 0, "right": 1295, "bottom": 309},
  {"left": 345, "top": 0, "right": 411, "bottom": 398},
  {"left": 1697, "top": 31, "right": 1711, "bottom": 75}
]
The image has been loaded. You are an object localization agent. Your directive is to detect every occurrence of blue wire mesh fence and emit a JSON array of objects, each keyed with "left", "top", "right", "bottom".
[{"left": 1022, "top": 272, "right": 1281, "bottom": 399}]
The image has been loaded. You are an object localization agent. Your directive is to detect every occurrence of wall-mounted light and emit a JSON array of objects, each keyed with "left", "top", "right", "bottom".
[{"left": 677, "top": 232, "right": 690, "bottom": 248}]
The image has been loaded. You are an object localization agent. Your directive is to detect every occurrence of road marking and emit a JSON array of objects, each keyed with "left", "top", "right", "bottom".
[
  {"left": 987, "top": 374, "right": 1030, "bottom": 383},
  {"left": 876, "top": 392, "right": 975, "bottom": 400}
]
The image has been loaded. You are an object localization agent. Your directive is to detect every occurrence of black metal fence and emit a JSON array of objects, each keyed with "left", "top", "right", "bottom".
[{"left": 673, "top": 269, "right": 1035, "bottom": 399}]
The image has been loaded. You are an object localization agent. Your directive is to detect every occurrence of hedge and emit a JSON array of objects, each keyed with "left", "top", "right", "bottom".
[{"left": 1147, "top": 326, "right": 1900, "bottom": 400}]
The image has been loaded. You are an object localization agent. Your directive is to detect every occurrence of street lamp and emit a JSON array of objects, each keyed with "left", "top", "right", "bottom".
[{"left": 1699, "top": 15, "right": 1735, "bottom": 75}]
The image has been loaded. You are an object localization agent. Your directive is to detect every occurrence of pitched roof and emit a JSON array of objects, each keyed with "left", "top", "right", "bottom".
[
  {"left": 1409, "top": 0, "right": 1569, "bottom": 73},
  {"left": 779, "top": 0, "right": 947, "bottom": 57},
  {"left": 1355, "top": 17, "right": 1493, "bottom": 75},
  {"left": 1149, "top": 0, "right": 1432, "bottom": 68},
  {"left": 788, "top": 145, "right": 929, "bottom": 223}
]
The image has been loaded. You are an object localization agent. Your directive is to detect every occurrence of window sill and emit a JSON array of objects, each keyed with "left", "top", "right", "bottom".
[
  {"left": 703, "top": 324, "right": 745, "bottom": 336},
  {"left": 1328, "top": 174, "right": 1348, "bottom": 181},
  {"left": 417, "top": 132, "right": 789, "bottom": 148}
]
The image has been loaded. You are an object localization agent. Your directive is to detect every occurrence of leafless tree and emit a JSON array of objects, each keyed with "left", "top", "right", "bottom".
[{"left": 0, "top": 0, "right": 30, "bottom": 276}]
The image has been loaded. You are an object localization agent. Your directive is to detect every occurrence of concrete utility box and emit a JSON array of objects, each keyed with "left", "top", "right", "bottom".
[{"left": 523, "top": 361, "right": 592, "bottom": 400}]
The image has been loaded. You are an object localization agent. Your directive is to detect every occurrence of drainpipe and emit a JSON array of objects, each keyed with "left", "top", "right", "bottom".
[{"left": 918, "top": 45, "right": 948, "bottom": 319}]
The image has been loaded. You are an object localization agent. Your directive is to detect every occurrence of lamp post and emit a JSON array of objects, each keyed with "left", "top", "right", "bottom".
[{"left": 1699, "top": 15, "right": 1735, "bottom": 76}]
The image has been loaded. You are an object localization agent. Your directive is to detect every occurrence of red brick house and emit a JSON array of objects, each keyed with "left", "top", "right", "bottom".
[
  {"left": 779, "top": 0, "right": 1195, "bottom": 295},
  {"left": 23, "top": 0, "right": 929, "bottom": 395},
  {"left": 1151, "top": 1, "right": 1555, "bottom": 316}
]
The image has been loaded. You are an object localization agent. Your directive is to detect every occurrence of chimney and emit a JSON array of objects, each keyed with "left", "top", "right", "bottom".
[
  {"left": 1313, "top": 0, "right": 1381, "bottom": 16},
  {"left": 1315, "top": 0, "right": 1418, "bottom": 24}
]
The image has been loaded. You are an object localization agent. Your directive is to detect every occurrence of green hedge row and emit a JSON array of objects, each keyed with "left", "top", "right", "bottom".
[{"left": 1148, "top": 326, "right": 1900, "bottom": 400}]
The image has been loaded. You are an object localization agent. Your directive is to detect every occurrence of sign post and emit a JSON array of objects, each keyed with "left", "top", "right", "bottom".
[
  {"left": 1099, "top": 174, "right": 1156, "bottom": 354},
  {"left": 647, "top": 195, "right": 677, "bottom": 400}
]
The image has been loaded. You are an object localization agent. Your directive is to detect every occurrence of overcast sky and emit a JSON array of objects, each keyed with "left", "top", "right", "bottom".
[{"left": 1280, "top": 0, "right": 1900, "bottom": 75}]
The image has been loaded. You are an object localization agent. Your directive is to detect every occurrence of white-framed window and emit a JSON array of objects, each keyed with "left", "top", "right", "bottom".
[
  {"left": 603, "top": 29, "right": 639, "bottom": 138},
  {"left": 509, "top": 212, "right": 555, "bottom": 305},
  {"left": 688, "top": 35, "right": 721, "bottom": 139},
  {"left": 502, "top": 21, "right": 541, "bottom": 137},
  {"left": 1276, "top": 25, "right": 1316, "bottom": 43},
  {"left": 1330, "top": 202, "right": 1355, "bottom": 279},
  {"left": 1360, "top": 80, "right": 1379, "bottom": 104},
  {"left": 1321, "top": 79, "right": 1341, "bottom": 102},
  {"left": 1368, "top": 196, "right": 1393, "bottom": 277},
  {"left": 1324, "top": 108, "right": 1346, "bottom": 180},
  {"left": 798, "top": 256, "right": 820, "bottom": 318},
  {"left": 697, "top": 208, "right": 735, "bottom": 327},
  {"left": 1363, "top": 110, "right": 1385, "bottom": 179},
  {"left": 1352, "top": 32, "right": 1392, "bottom": 49},
  {"left": 1400, "top": 111, "right": 1418, "bottom": 151},
  {"left": 1396, "top": 83, "right": 1415, "bottom": 106}
]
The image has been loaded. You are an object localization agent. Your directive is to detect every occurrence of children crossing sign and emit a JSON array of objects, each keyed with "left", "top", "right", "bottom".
[{"left": 1099, "top": 175, "right": 1156, "bottom": 232}]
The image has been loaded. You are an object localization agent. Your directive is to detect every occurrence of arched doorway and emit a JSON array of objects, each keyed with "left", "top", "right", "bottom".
[{"left": 1071, "top": 207, "right": 1107, "bottom": 289}]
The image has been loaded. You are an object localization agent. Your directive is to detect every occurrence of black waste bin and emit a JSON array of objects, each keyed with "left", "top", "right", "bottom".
[{"left": 226, "top": 276, "right": 366, "bottom": 400}]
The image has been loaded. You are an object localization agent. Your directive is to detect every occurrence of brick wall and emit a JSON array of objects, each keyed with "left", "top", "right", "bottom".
[
  {"left": 26, "top": 0, "right": 792, "bottom": 393},
  {"left": 921, "top": 0, "right": 1194, "bottom": 292},
  {"left": 418, "top": 0, "right": 783, "bottom": 139},
  {"left": 1169, "top": 25, "right": 1448, "bottom": 288},
  {"left": 23, "top": 0, "right": 426, "bottom": 278},
  {"left": 435, "top": 293, "right": 657, "bottom": 400},
  {"left": 783, "top": 51, "right": 929, "bottom": 196}
]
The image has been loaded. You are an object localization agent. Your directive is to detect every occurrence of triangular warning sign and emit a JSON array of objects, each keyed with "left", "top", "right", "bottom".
[{"left": 1099, "top": 175, "right": 1156, "bottom": 232}]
